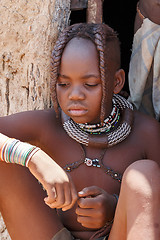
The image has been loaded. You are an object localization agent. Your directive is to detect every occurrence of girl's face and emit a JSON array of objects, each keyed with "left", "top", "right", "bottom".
[{"left": 56, "top": 38, "right": 111, "bottom": 124}]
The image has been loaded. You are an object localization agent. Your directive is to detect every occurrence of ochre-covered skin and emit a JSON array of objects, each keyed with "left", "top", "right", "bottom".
[{"left": 0, "top": 23, "right": 160, "bottom": 240}]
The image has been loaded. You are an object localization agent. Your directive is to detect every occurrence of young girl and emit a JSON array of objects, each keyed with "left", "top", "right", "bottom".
[{"left": 0, "top": 23, "right": 160, "bottom": 240}]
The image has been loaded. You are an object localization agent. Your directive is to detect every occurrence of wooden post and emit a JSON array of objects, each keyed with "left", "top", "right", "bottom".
[
  {"left": 71, "top": 0, "right": 88, "bottom": 10},
  {"left": 87, "top": 0, "right": 103, "bottom": 23}
]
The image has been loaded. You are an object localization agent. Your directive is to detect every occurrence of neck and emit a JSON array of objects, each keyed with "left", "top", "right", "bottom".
[{"left": 61, "top": 94, "right": 134, "bottom": 148}]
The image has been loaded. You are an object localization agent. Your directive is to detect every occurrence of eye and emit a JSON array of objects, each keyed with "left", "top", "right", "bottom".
[
  {"left": 57, "top": 83, "right": 69, "bottom": 87},
  {"left": 85, "top": 83, "right": 99, "bottom": 87}
]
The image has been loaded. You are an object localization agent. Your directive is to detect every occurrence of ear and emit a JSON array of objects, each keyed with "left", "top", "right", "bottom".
[{"left": 113, "top": 69, "right": 125, "bottom": 94}]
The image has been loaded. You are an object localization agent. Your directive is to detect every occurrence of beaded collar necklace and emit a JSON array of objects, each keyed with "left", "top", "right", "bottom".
[
  {"left": 62, "top": 94, "right": 133, "bottom": 148},
  {"left": 78, "top": 102, "right": 120, "bottom": 134},
  {"left": 62, "top": 94, "right": 134, "bottom": 183}
]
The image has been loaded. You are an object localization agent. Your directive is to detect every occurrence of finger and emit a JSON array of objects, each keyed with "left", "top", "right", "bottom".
[
  {"left": 77, "top": 196, "right": 99, "bottom": 209},
  {"left": 61, "top": 182, "right": 72, "bottom": 211},
  {"left": 77, "top": 216, "right": 101, "bottom": 229},
  {"left": 76, "top": 206, "right": 106, "bottom": 226},
  {"left": 54, "top": 183, "right": 66, "bottom": 208},
  {"left": 62, "top": 178, "right": 78, "bottom": 211},
  {"left": 76, "top": 207, "right": 99, "bottom": 217},
  {"left": 78, "top": 186, "right": 103, "bottom": 198},
  {"left": 45, "top": 183, "right": 65, "bottom": 209},
  {"left": 70, "top": 178, "right": 78, "bottom": 205},
  {"left": 44, "top": 185, "right": 57, "bottom": 204},
  {"left": 47, "top": 182, "right": 76, "bottom": 210}
]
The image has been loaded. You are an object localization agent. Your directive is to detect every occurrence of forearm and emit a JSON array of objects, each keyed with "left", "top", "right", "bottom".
[
  {"left": 0, "top": 133, "right": 78, "bottom": 210},
  {"left": 0, "top": 133, "right": 64, "bottom": 184},
  {"left": 0, "top": 133, "right": 39, "bottom": 166},
  {"left": 0, "top": 133, "right": 10, "bottom": 146}
]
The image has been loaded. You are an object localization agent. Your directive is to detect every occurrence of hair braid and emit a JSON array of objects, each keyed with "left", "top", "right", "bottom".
[
  {"left": 93, "top": 26, "right": 107, "bottom": 122},
  {"left": 50, "top": 23, "right": 90, "bottom": 116},
  {"left": 50, "top": 29, "right": 69, "bottom": 115},
  {"left": 50, "top": 23, "right": 120, "bottom": 120}
]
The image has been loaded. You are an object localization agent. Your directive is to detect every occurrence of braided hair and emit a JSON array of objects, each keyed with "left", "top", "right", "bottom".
[{"left": 50, "top": 23, "right": 120, "bottom": 122}]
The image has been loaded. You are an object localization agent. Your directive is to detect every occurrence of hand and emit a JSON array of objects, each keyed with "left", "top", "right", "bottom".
[
  {"left": 76, "top": 186, "right": 117, "bottom": 229},
  {"left": 28, "top": 149, "right": 78, "bottom": 211}
]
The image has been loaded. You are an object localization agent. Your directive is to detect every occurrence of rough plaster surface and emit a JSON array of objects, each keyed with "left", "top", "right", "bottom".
[
  {"left": 0, "top": 0, "right": 70, "bottom": 238},
  {"left": 0, "top": 0, "right": 70, "bottom": 115}
]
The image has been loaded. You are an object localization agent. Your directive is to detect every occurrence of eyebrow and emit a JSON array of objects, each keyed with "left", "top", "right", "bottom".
[
  {"left": 58, "top": 73, "right": 100, "bottom": 79},
  {"left": 81, "top": 74, "right": 100, "bottom": 79},
  {"left": 58, "top": 73, "right": 69, "bottom": 79}
]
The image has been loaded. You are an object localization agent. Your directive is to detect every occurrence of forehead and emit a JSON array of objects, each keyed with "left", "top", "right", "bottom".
[
  {"left": 64, "top": 37, "right": 97, "bottom": 53},
  {"left": 60, "top": 37, "right": 99, "bottom": 74},
  {"left": 62, "top": 37, "right": 99, "bottom": 63}
]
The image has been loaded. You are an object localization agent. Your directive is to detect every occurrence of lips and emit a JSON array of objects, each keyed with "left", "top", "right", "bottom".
[{"left": 68, "top": 106, "right": 87, "bottom": 117}]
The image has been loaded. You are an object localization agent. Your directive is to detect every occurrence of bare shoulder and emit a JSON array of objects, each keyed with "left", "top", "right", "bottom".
[
  {"left": 133, "top": 110, "right": 160, "bottom": 162},
  {"left": 133, "top": 110, "right": 160, "bottom": 135},
  {"left": 0, "top": 108, "right": 59, "bottom": 142}
]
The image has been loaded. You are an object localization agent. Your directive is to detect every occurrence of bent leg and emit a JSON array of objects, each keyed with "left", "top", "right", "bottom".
[
  {"left": 0, "top": 162, "right": 64, "bottom": 240},
  {"left": 109, "top": 160, "right": 160, "bottom": 240}
]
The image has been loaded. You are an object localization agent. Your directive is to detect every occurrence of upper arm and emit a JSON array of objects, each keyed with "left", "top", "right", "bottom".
[{"left": 0, "top": 110, "right": 46, "bottom": 143}]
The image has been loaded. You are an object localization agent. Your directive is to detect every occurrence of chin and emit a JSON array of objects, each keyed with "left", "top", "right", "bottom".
[
  {"left": 71, "top": 116, "right": 101, "bottom": 124},
  {"left": 64, "top": 111, "right": 100, "bottom": 124},
  {"left": 71, "top": 117, "right": 87, "bottom": 124}
]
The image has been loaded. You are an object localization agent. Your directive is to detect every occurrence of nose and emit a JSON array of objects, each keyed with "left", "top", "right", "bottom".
[{"left": 68, "top": 85, "right": 85, "bottom": 100}]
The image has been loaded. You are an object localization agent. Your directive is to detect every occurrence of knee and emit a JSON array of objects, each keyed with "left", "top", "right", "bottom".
[{"left": 122, "top": 160, "right": 160, "bottom": 199}]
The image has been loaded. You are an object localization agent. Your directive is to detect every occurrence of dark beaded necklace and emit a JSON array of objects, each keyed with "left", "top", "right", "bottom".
[{"left": 63, "top": 144, "right": 122, "bottom": 183}]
